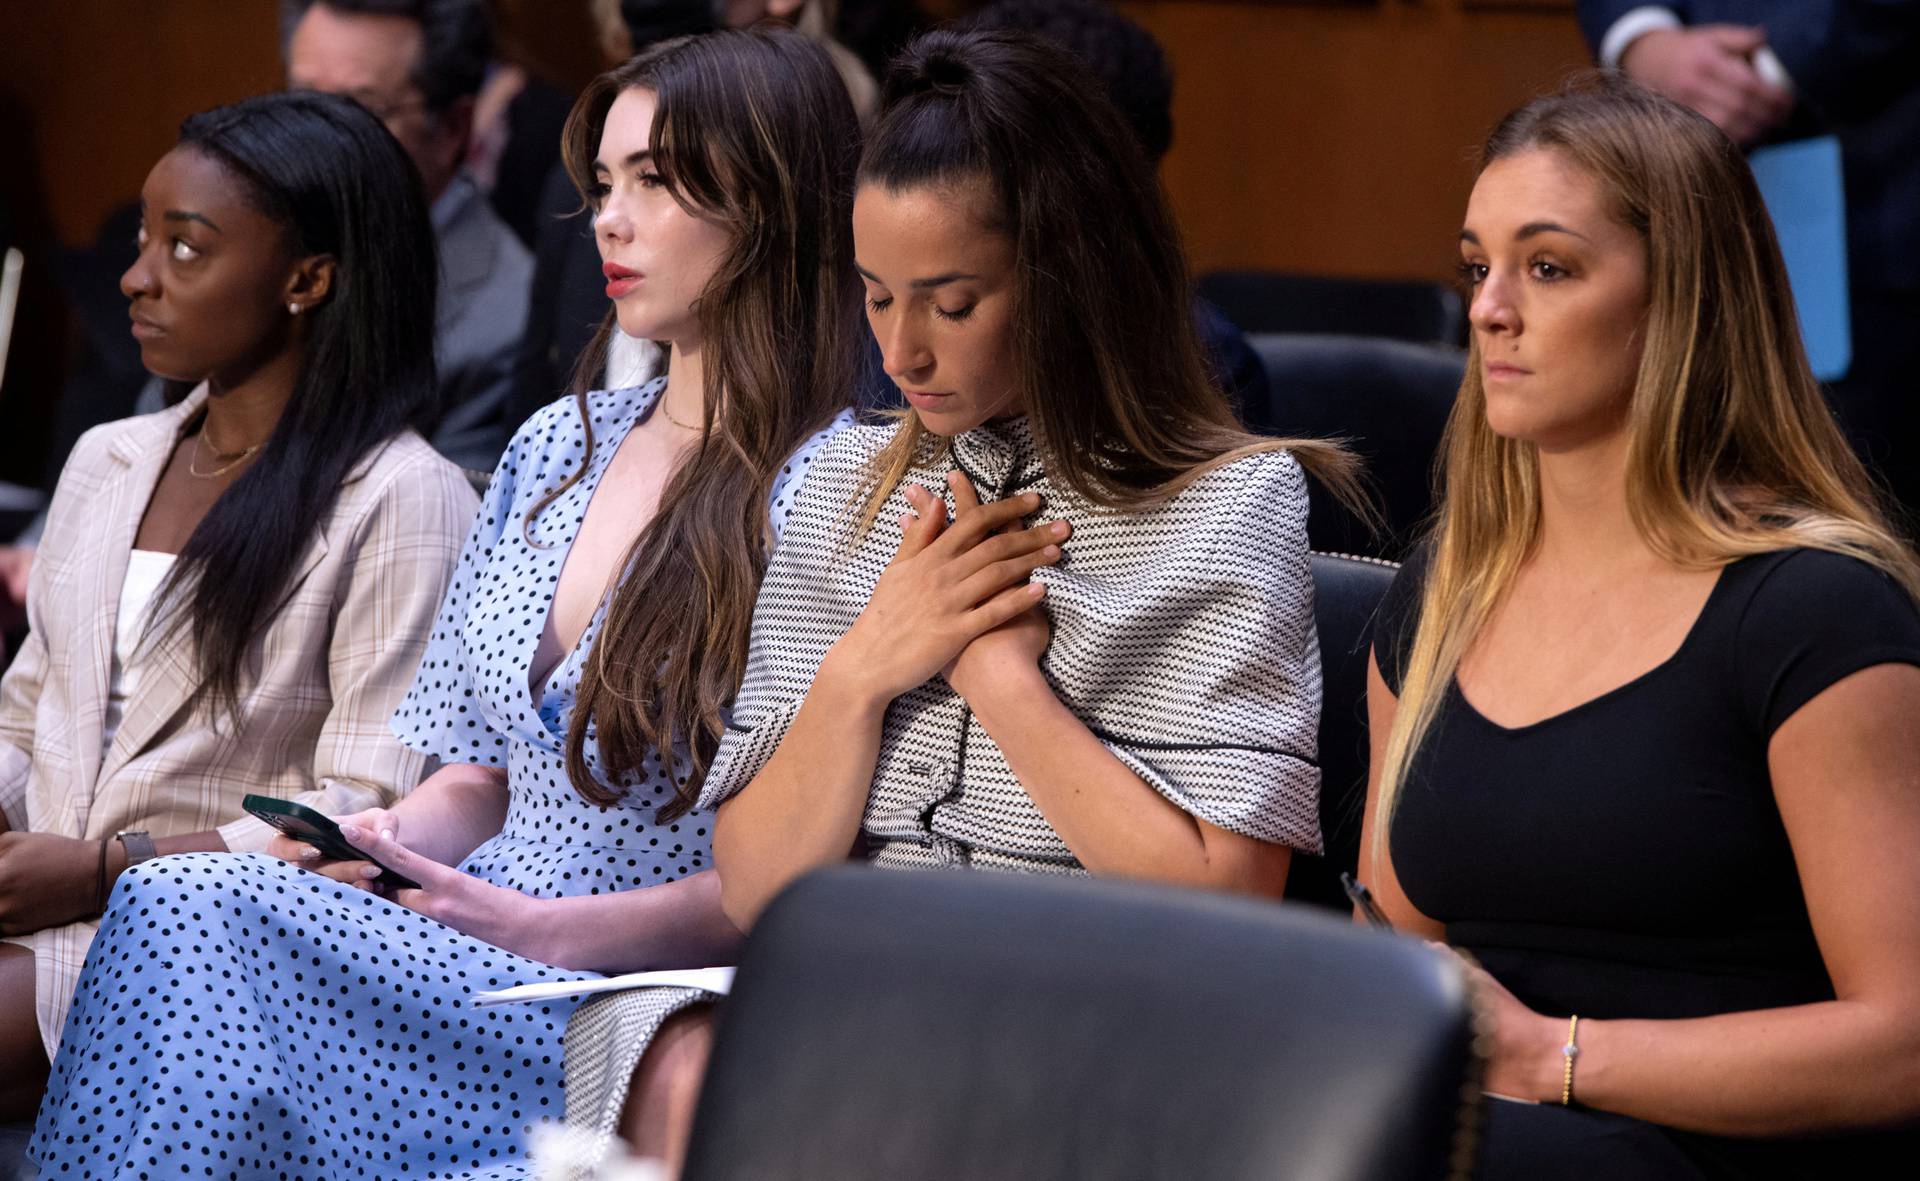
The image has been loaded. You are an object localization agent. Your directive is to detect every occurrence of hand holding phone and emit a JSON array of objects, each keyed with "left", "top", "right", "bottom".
[{"left": 245, "top": 795, "right": 422, "bottom": 890}]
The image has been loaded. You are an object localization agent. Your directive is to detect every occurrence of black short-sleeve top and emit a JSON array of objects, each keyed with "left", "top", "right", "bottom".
[{"left": 1377, "top": 545, "right": 1920, "bottom": 1022}]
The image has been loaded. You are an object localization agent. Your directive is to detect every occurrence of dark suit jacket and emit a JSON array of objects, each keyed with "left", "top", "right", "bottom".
[{"left": 1577, "top": 1, "right": 1920, "bottom": 292}]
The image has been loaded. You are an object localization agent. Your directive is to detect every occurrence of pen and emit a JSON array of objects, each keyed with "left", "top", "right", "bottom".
[{"left": 1340, "top": 871, "right": 1394, "bottom": 931}]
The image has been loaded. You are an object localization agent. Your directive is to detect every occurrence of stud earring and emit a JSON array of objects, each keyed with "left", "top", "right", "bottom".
[{"left": 288, "top": 302, "right": 301, "bottom": 315}]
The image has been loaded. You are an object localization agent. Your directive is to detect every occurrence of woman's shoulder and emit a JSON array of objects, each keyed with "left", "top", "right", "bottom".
[
  {"left": 1175, "top": 444, "right": 1308, "bottom": 506},
  {"left": 322, "top": 434, "right": 479, "bottom": 551},
  {"left": 1720, "top": 546, "right": 1920, "bottom": 734},
  {"left": 816, "top": 418, "right": 900, "bottom": 466},
  {"left": 1727, "top": 545, "right": 1920, "bottom": 632}
]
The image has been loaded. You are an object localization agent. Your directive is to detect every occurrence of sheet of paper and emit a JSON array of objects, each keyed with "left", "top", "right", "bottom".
[
  {"left": 471, "top": 966, "right": 736, "bottom": 1008},
  {"left": 1749, "top": 135, "right": 1851, "bottom": 382}
]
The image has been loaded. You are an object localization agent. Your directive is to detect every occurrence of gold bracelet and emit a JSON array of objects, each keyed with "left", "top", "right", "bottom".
[{"left": 1560, "top": 1014, "right": 1582, "bottom": 1106}]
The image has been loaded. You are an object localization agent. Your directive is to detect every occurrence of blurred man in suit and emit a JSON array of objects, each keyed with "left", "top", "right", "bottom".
[
  {"left": 1578, "top": 2, "right": 1920, "bottom": 518},
  {"left": 287, "top": 0, "right": 532, "bottom": 473}
]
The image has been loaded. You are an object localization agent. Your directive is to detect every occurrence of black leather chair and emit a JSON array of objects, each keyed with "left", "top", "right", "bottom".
[
  {"left": 1248, "top": 333, "right": 1463, "bottom": 559},
  {"left": 1288, "top": 552, "right": 1400, "bottom": 913},
  {"left": 1199, "top": 270, "right": 1465, "bottom": 347},
  {"left": 684, "top": 867, "right": 1483, "bottom": 1181}
]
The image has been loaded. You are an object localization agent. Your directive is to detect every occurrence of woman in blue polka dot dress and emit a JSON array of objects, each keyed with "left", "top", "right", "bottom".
[{"left": 32, "top": 31, "right": 863, "bottom": 1181}]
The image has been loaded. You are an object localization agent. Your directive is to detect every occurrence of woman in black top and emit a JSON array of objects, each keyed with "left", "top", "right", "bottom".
[{"left": 1359, "top": 75, "right": 1920, "bottom": 1178}]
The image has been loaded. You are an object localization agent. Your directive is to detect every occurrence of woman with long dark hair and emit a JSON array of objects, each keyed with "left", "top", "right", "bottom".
[
  {"left": 562, "top": 25, "right": 1355, "bottom": 1161},
  {"left": 1360, "top": 74, "right": 1920, "bottom": 1177},
  {"left": 32, "top": 29, "right": 861, "bottom": 1179},
  {"left": 0, "top": 90, "right": 475, "bottom": 1122}
]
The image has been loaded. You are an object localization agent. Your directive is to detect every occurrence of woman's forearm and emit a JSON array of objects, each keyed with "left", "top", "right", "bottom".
[
  {"left": 388, "top": 763, "right": 511, "bottom": 867},
  {"left": 520, "top": 869, "right": 742, "bottom": 974},
  {"left": 970, "top": 670, "right": 1283, "bottom": 894},
  {"left": 1547, "top": 998, "right": 1920, "bottom": 1136},
  {"left": 712, "top": 649, "right": 889, "bottom": 930}
]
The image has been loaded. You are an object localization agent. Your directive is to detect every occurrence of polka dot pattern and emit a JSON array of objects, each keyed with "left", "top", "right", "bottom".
[{"left": 30, "top": 382, "right": 849, "bottom": 1179}]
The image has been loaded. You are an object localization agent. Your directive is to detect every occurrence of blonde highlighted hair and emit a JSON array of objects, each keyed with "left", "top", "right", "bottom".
[{"left": 1370, "top": 72, "right": 1919, "bottom": 868}]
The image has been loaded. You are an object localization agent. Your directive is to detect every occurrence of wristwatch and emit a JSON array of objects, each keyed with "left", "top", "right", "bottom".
[{"left": 115, "top": 830, "right": 158, "bottom": 867}]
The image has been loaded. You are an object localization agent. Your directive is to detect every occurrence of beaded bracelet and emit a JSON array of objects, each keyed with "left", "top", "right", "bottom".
[{"left": 1560, "top": 1014, "right": 1582, "bottom": 1106}]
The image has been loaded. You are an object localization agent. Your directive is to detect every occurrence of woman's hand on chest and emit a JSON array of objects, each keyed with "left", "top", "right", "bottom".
[{"left": 825, "top": 470, "right": 1070, "bottom": 707}]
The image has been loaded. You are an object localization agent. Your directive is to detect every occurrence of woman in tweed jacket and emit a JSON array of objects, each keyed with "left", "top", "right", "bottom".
[
  {"left": 566, "top": 27, "right": 1360, "bottom": 1160},
  {"left": 0, "top": 92, "right": 475, "bottom": 1116}
]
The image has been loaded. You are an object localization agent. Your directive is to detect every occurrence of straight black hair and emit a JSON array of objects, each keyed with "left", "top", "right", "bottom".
[{"left": 158, "top": 89, "right": 438, "bottom": 721}]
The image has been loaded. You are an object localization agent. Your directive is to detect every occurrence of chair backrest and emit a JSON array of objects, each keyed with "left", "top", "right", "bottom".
[
  {"left": 1248, "top": 333, "right": 1462, "bottom": 558},
  {"left": 1287, "top": 552, "right": 1400, "bottom": 913},
  {"left": 1199, "top": 270, "right": 1465, "bottom": 346},
  {"left": 684, "top": 867, "right": 1482, "bottom": 1181}
]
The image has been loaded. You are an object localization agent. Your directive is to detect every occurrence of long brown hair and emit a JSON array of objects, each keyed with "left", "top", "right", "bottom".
[
  {"left": 1370, "top": 72, "right": 1919, "bottom": 867},
  {"left": 541, "top": 30, "right": 863, "bottom": 815},
  {"left": 852, "top": 28, "right": 1363, "bottom": 526}
]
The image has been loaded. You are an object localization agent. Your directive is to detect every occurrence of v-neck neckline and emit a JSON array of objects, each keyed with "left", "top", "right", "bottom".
[{"left": 523, "top": 381, "right": 663, "bottom": 710}]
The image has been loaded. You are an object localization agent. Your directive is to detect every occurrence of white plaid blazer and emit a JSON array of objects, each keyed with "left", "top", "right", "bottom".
[{"left": 0, "top": 387, "right": 478, "bottom": 1051}]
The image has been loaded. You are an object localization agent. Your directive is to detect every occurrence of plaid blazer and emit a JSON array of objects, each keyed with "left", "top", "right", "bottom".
[{"left": 0, "top": 387, "right": 478, "bottom": 1051}]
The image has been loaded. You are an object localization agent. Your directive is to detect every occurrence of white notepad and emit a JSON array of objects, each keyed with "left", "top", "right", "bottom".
[{"left": 471, "top": 966, "right": 736, "bottom": 1008}]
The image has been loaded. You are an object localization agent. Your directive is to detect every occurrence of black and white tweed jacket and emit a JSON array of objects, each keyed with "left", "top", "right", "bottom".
[{"left": 699, "top": 416, "right": 1323, "bottom": 873}]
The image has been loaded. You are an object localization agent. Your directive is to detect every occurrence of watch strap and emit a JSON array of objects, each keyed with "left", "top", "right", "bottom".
[{"left": 116, "top": 830, "right": 158, "bottom": 866}]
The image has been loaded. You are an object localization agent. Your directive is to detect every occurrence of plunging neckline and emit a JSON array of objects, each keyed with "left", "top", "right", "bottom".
[{"left": 524, "top": 381, "right": 664, "bottom": 705}]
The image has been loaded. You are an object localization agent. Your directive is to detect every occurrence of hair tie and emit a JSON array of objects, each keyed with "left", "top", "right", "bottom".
[{"left": 921, "top": 53, "right": 969, "bottom": 97}]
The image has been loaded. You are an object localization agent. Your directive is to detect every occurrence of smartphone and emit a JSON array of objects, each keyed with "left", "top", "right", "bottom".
[{"left": 243, "top": 794, "right": 421, "bottom": 890}]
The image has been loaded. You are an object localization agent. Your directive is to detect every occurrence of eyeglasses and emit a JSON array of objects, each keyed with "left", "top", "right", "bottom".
[{"left": 291, "top": 85, "right": 431, "bottom": 124}]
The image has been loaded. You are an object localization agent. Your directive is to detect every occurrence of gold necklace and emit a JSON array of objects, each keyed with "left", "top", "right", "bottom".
[
  {"left": 187, "top": 430, "right": 261, "bottom": 479},
  {"left": 657, "top": 398, "right": 703, "bottom": 432}
]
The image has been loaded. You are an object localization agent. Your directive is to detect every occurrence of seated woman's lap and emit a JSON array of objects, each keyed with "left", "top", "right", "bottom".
[{"left": 33, "top": 853, "right": 590, "bottom": 1179}]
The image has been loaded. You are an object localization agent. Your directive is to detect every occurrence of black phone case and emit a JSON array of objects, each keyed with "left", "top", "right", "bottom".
[{"left": 253, "top": 810, "right": 423, "bottom": 891}]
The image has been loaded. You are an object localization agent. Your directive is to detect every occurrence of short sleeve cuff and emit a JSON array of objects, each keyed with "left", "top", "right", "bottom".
[
  {"left": 1100, "top": 739, "right": 1323, "bottom": 855},
  {"left": 1599, "top": 6, "right": 1682, "bottom": 68},
  {"left": 697, "top": 698, "right": 806, "bottom": 812}
]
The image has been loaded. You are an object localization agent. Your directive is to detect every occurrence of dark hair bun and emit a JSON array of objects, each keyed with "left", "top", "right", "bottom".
[{"left": 885, "top": 30, "right": 983, "bottom": 104}]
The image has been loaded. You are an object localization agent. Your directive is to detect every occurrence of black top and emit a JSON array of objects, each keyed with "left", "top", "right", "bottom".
[
  {"left": 1378, "top": 545, "right": 1920, "bottom": 1021},
  {"left": 1377, "top": 545, "right": 1920, "bottom": 1176}
]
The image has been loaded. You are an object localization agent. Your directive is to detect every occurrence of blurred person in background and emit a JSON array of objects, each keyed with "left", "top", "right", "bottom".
[
  {"left": 285, "top": 0, "right": 532, "bottom": 473},
  {"left": 1578, "top": 2, "right": 1920, "bottom": 521},
  {"left": 0, "top": 90, "right": 474, "bottom": 1129}
]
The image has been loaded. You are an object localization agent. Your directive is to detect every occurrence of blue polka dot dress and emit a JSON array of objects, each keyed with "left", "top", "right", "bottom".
[{"left": 31, "top": 381, "right": 847, "bottom": 1180}]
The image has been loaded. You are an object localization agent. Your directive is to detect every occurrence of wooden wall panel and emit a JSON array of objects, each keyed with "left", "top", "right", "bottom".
[
  {"left": 2, "top": 1, "right": 1594, "bottom": 276},
  {"left": 1118, "top": 1, "right": 1592, "bottom": 282},
  {"left": 0, "top": 1, "right": 283, "bottom": 249}
]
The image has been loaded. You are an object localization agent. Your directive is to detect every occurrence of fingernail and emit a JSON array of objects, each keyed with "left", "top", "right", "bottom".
[
  {"left": 1027, "top": 582, "right": 1045, "bottom": 597},
  {"left": 1043, "top": 545, "right": 1060, "bottom": 558},
  {"left": 299, "top": 846, "right": 319, "bottom": 860},
  {"left": 1050, "top": 521, "right": 1068, "bottom": 538},
  {"left": 1024, "top": 492, "right": 1041, "bottom": 505},
  {"left": 340, "top": 826, "right": 362, "bottom": 842},
  {"left": 360, "top": 865, "right": 381, "bottom": 879}
]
